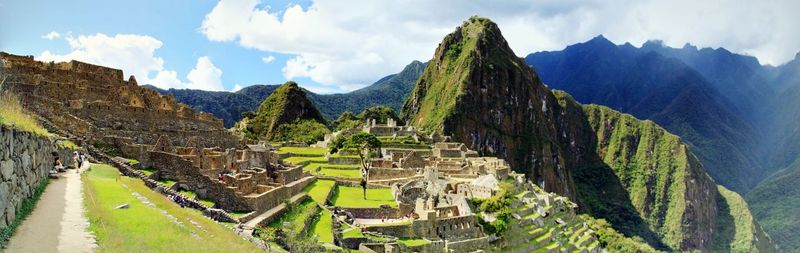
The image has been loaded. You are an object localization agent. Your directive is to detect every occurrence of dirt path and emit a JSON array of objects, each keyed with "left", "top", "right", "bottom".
[{"left": 4, "top": 163, "right": 96, "bottom": 253}]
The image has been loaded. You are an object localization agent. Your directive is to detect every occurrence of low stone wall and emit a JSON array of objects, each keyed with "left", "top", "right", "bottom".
[
  {"left": 446, "top": 236, "right": 489, "bottom": 252},
  {"left": 368, "top": 168, "right": 416, "bottom": 180},
  {"left": 0, "top": 125, "right": 62, "bottom": 230},
  {"left": 329, "top": 157, "right": 360, "bottom": 165}
]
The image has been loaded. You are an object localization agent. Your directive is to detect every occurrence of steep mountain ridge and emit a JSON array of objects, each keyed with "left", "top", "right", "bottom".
[
  {"left": 402, "top": 16, "right": 585, "bottom": 198},
  {"left": 402, "top": 17, "right": 772, "bottom": 252},
  {"left": 526, "top": 37, "right": 763, "bottom": 193}
]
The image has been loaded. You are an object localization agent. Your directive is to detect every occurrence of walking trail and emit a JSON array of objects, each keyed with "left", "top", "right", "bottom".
[{"left": 4, "top": 163, "right": 96, "bottom": 253}]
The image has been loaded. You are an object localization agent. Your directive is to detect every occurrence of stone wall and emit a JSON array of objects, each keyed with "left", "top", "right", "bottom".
[
  {"left": 149, "top": 151, "right": 251, "bottom": 211},
  {"left": 0, "top": 125, "right": 63, "bottom": 230}
]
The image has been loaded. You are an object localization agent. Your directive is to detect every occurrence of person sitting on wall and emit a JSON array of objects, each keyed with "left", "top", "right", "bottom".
[{"left": 53, "top": 156, "right": 65, "bottom": 172}]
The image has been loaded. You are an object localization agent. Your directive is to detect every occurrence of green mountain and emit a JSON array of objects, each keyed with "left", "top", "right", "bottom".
[
  {"left": 237, "top": 81, "right": 328, "bottom": 143},
  {"left": 747, "top": 53, "right": 800, "bottom": 252},
  {"left": 145, "top": 61, "right": 425, "bottom": 127},
  {"left": 402, "top": 16, "right": 773, "bottom": 252}
]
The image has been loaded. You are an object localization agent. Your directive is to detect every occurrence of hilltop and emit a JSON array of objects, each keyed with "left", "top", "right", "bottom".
[{"left": 235, "top": 81, "right": 329, "bottom": 143}]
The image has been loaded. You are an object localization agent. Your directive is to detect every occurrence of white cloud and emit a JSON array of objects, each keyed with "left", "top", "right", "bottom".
[
  {"left": 232, "top": 84, "right": 244, "bottom": 92},
  {"left": 186, "top": 56, "right": 224, "bottom": 91},
  {"left": 37, "top": 33, "right": 225, "bottom": 91},
  {"left": 261, "top": 55, "right": 275, "bottom": 63},
  {"left": 201, "top": 0, "right": 800, "bottom": 91},
  {"left": 41, "top": 31, "right": 60, "bottom": 40}
]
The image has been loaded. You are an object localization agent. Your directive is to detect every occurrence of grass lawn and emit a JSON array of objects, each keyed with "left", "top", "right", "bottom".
[
  {"left": 341, "top": 224, "right": 364, "bottom": 238},
  {"left": 311, "top": 209, "right": 333, "bottom": 243},
  {"left": 303, "top": 180, "right": 336, "bottom": 204},
  {"left": 317, "top": 168, "right": 361, "bottom": 178},
  {"left": 283, "top": 156, "right": 328, "bottom": 165},
  {"left": 397, "top": 238, "right": 430, "bottom": 247},
  {"left": 83, "top": 164, "right": 260, "bottom": 253},
  {"left": 331, "top": 186, "right": 397, "bottom": 208},
  {"left": 128, "top": 159, "right": 140, "bottom": 166},
  {"left": 267, "top": 199, "right": 317, "bottom": 230},
  {"left": 277, "top": 146, "right": 327, "bottom": 156},
  {"left": 177, "top": 189, "right": 216, "bottom": 207},
  {"left": 139, "top": 170, "right": 154, "bottom": 176}
]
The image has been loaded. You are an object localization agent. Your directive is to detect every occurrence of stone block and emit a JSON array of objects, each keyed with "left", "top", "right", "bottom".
[{"left": 0, "top": 159, "right": 13, "bottom": 180}]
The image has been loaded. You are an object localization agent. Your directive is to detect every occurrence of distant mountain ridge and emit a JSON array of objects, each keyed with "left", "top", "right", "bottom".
[
  {"left": 525, "top": 35, "right": 765, "bottom": 193},
  {"left": 144, "top": 61, "right": 425, "bottom": 127}
]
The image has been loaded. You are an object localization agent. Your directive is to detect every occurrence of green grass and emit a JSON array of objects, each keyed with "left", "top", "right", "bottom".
[
  {"left": 303, "top": 179, "right": 336, "bottom": 204},
  {"left": 283, "top": 156, "right": 328, "bottom": 165},
  {"left": 56, "top": 140, "right": 80, "bottom": 150},
  {"left": 331, "top": 186, "right": 397, "bottom": 208},
  {"left": 311, "top": 209, "right": 334, "bottom": 243},
  {"left": 317, "top": 168, "right": 362, "bottom": 178},
  {"left": 177, "top": 189, "right": 215, "bottom": 207},
  {"left": 341, "top": 224, "right": 364, "bottom": 239},
  {"left": 128, "top": 159, "right": 140, "bottom": 166},
  {"left": 397, "top": 238, "right": 430, "bottom": 247},
  {"left": 0, "top": 91, "right": 48, "bottom": 135},
  {"left": 277, "top": 146, "right": 327, "bottom": 156},
  {"left": 268, "top": 199, "right": 318, "bottom": 231},
  {"left": 83, "top": 164, "right": 260, "bottom": 252},
  {"left": 157, "top": 179, "right": 177, "bottom": 188}
]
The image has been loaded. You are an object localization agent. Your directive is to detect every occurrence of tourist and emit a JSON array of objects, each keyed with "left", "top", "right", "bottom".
[
  {"left": 79, "top": 152, "right": 86, "bottom": 167},
  {"left": 360, "top": 178, "right": 367, "bottom": 199},
  {"left": 54, "top": 157, "right": 65, "bottom": 172}
]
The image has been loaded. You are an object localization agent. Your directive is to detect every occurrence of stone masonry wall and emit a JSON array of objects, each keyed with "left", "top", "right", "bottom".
[{"left": 0, "top": 125, "right": 60, "bottom": 229}]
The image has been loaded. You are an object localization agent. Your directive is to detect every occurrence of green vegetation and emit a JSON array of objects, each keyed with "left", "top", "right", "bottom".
[
  {"left": 0, "top": 177, "right": 48, "bottom": 248},
  {"left": 747, "top": 156, "right": 800, "bottom": 252},
  {"left": 341, "top": 223, "right": 364, "bottom": 238},
  {"left": 582, "top": 215, "right": 662, "bottom": 253},
  {"left": 334, "top": 132, "right": 381, "bottom": 172},
  {"left": 317, "top": 168, "right": 361, "bottom": 179},
  {"left": 357, "top": 106, "right": 404, "bottom": 125},
  {"left": 56, "top": 140, "right": 80, "bottom": 150},
  {"left": 310, "top": 209, "right": 334, "bottom": 243},
  {"left": 332, "top": 111, "right": 361, "bottom": 131},
  {"left": 397, "top": 238, "right": 430, "bottom": 247},
  {"left": 271, "top": 119, "right": 330, "bottom": 145},
  {"left": 83, "top": 164, "right": 260, "bottom": 252},
  {"left": 713, "top": 186, "right": 774, "bottom": 253},
  {"left": 177, "top": 189, "right": 216, "bottom": 207},
  {"left": 283, "top": 156, "right": 328, "bottom": 165},
  {"left": 0, "top": 89, "right": 48, "bottom": 135},
  {"left": 268, "top": 199, "right": 318, "bottom": 230},
  {"left": 303, "top": 179, "right": 335, "bottom": 204},
  {"left": 277, "top": 146, "right": 327, "bottom": 156},
  {"left": 331, "top": 186, "right": 397, "bottom": 208},
  {"left": 244, "top": 81, "right": 329, "bottom": 144},
  {"left": 472, "top": 182, "right": 516, "bottom": 234}
]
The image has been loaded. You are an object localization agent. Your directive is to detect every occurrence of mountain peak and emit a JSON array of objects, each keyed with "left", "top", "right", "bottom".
[{"left": 246, "top": 81, "right": 326, "bottom": 140}]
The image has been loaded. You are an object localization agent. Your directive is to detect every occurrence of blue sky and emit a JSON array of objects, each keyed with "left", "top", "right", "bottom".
[{"left": 2, "top": 0, "right": 799, "bottom": 93}]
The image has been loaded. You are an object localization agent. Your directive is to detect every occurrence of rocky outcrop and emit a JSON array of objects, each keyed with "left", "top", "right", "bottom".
[
  {"left": 0, "top": 125, "right": 66, "bottom": 230},
  {"left": 401, "top": 17, "right": 592, "bottom": 198}
]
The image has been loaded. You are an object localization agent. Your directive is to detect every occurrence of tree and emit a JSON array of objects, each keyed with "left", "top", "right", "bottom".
[{"left": 343, "top": 132, "right": 382, "bottom": 177}]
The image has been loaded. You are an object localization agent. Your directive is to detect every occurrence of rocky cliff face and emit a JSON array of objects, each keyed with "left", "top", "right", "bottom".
[
  {"left": 402, "top": 17, "right": 592, "bottom": 198},
  {"left": 402, "top": 17, "right": 772, "bottom": 252}
]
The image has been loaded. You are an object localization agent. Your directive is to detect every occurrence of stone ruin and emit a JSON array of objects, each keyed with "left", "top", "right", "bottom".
[
  {"left": 0, "top": 52, "right": 237, "bottom": 150},
  {"left": 146, "top": 135, "right": 313, "bottom": 215}
]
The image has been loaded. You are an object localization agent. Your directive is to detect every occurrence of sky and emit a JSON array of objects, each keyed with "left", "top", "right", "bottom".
[{"left": 1, "top": 0, "right": 799, "bottom": 94}]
